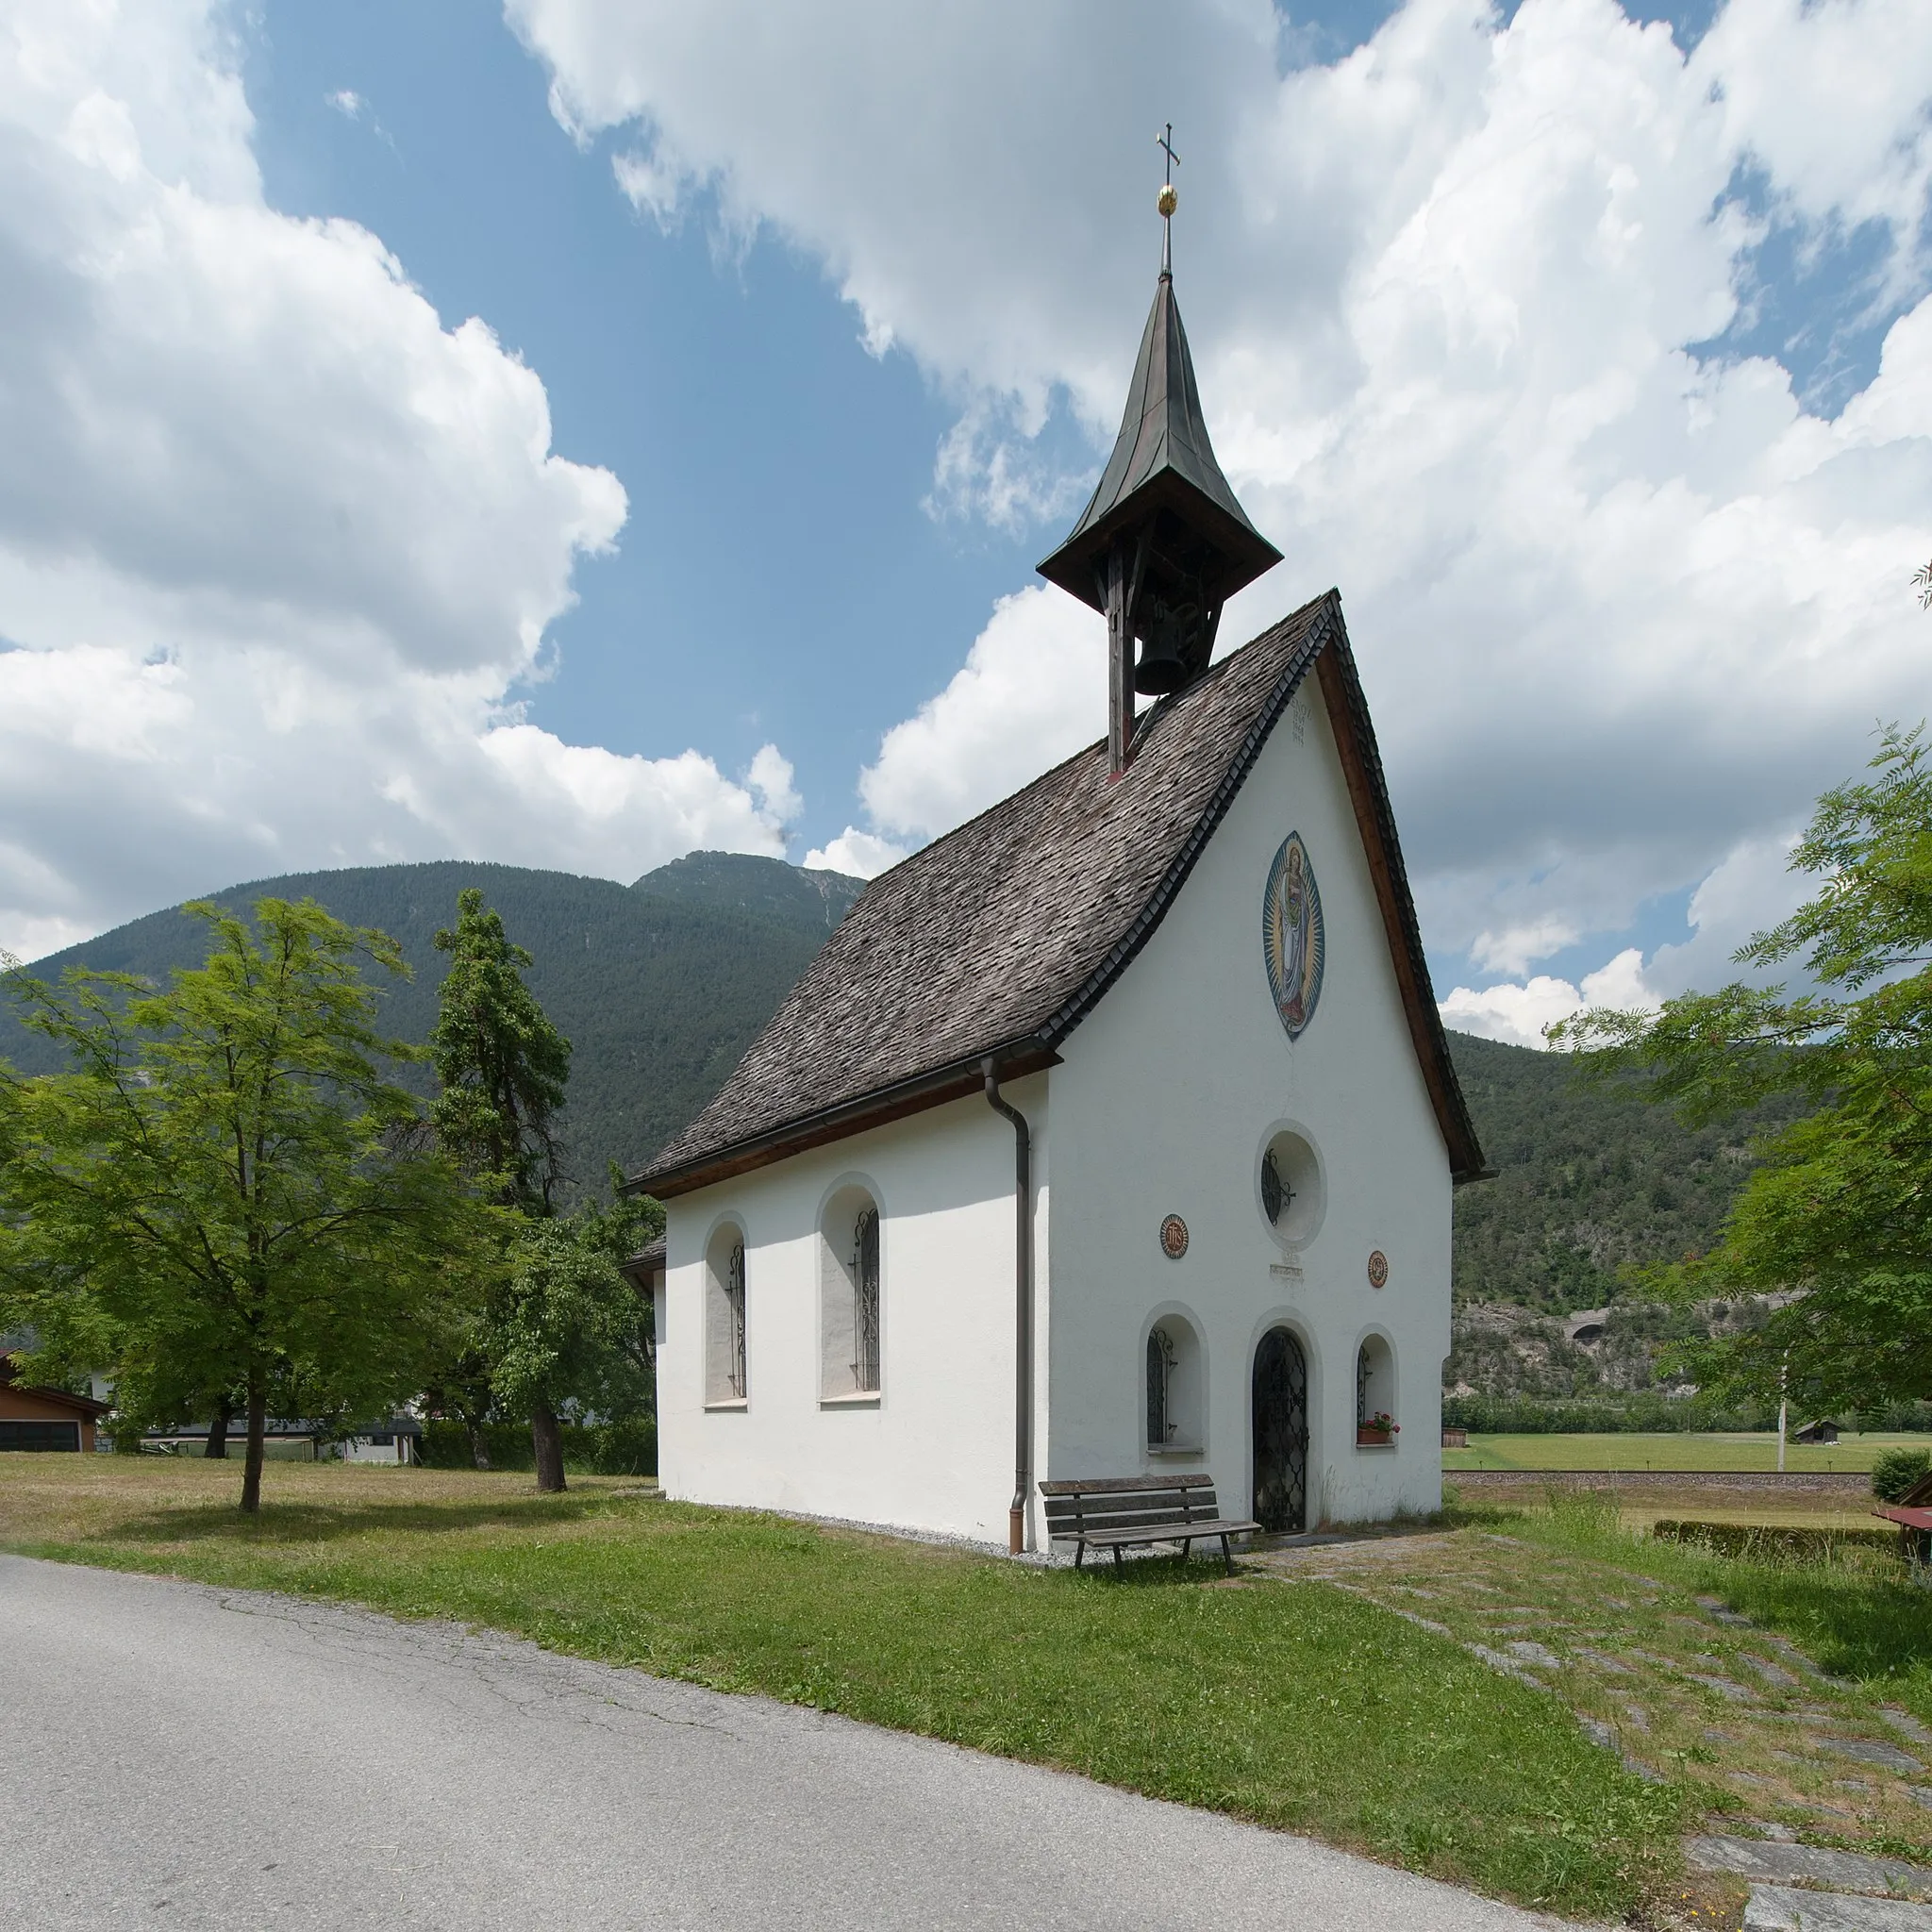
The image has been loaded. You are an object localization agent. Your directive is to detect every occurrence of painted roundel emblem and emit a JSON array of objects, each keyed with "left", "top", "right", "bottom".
[
  {"left": 1367, "top": 1250, "right": 1390, "bottom": 1289},
  {"left": 1159, "top": 1215, "right": 1190, "bottom": 1259},
  {"left": 1262, "top": 831, "right": 1325, "bottom": 1040}
]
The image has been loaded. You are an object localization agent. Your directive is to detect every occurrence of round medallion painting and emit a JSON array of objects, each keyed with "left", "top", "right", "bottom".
[{"left": 1262, "top": 831, "right": 1325, "bottom": 1040}]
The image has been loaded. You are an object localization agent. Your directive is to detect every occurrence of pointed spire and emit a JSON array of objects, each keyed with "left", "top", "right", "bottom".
[
  {"left": 1036, "top": 145, "right": 1279, "bottom": 625},
  {"left": 1038, "top": 274, "right": 1278, "bottom": 612},
  {"left": 1038, "top": 136, "right": 1280, "bottom": 772}
]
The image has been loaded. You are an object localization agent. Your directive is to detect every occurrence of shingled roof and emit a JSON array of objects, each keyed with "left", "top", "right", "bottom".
[{"left": 631, "top": 591, "right": 1485, "bottom": 1197}]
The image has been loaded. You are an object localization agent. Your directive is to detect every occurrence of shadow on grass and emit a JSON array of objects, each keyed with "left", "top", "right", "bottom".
[
  {"left": 83, "top": 1489, "right": 646, "bottom": 1549},
  {"left": 1059, "top": 1551, "right": 1245, "bottom": 1589}
]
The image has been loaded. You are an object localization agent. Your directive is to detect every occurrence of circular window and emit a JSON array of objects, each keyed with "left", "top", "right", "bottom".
[{"left": 1257, "top": 1128, "right": 1324, "bottom": 1247}]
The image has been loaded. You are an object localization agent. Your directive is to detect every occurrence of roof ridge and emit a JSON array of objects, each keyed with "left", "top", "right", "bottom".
[
  {"left": 1037, "top": 591, "right": 1340, "bottom": 1047},
  {"left": 858, "top": 588, "right": 1338, "bottom": 891},
  {"left": 626, "top": 587, "right": 1488, "bottom": 1196}
]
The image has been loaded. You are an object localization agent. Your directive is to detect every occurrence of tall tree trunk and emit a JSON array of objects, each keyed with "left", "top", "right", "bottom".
[
  {"left": 530, "top": 1399, "right": 566, "bottom": 1493},
  {"left": 466, "top": 1421, "right": 491, "bottom": 1472},
  {"left": 204, "top": 1400, "right": 231, "bottom": 1459},
  {"left": 240, "top": 1373, "right": 267, "bottom": 1513}
]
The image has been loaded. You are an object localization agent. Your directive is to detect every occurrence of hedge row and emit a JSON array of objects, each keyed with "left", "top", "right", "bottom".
[
  {"left": 1650, "top": 1518, "right": 1904, "bottom": 1563},
  {"left": 1441, "top": 1395, "right": 1776, "bottom": 1435},
  {"left": 417, "top": 1417, "right": 656, "bottom": 1476}
]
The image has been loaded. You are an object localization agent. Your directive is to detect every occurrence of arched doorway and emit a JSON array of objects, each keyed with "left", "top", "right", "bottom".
[{"left": 1252, "top": 1327, "right": 1309, "bottom": 1533}]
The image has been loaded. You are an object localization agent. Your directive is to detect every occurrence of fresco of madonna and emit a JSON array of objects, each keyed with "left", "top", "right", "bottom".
[{"left": 1262, "top": 831, "right": 1324, "bottom": 1040}]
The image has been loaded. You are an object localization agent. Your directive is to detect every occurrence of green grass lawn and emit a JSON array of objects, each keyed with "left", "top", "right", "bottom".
[
  {"left": 0, "top": 1457, "right": 1676, "bottom": 1921},
  {"left": 1443, "top": 1431, "right": 1931, "bottom": 1473}
]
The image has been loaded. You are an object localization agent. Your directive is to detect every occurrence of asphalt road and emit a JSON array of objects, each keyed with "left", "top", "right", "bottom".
[{"left": 2, "top": 1555, "right": 1578, "bottom": 1930}]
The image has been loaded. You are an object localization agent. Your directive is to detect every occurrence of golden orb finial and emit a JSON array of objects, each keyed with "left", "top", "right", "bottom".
[{"left": 1158, "top": 182, "right": 1177, "bottom": 219}]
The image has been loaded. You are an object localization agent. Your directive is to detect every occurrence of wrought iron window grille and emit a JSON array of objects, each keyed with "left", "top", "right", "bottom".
[
  {"left": 850, "top": 1208, "right": 880, "bottom": 1393},
  {"left": 725, "top": 1240, "right": 747, "bottom": 1400},
  {"left": 1146, "top": 1324, "right": 1177, "bottom": 1446},
  {"left": 1261, "top": 1146, "right": 1292, "bottom": 1224}
]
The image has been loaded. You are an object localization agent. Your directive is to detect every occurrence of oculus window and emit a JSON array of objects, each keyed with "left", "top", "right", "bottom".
[{"left": 1258, "top": 1127, "right": 1324, "bottom": 1247}]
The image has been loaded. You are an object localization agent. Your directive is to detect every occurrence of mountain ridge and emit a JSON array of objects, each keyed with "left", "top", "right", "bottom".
[
  {"left": 5, "top": 859, "right": 1794, "bottom": 1339},
  {"left": 2, "top": 855, "right": 864, "bottom": 1192}
]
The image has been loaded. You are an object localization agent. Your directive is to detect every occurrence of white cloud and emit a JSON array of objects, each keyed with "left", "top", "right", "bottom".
[
  {"left": 1441, "top": 946, "right": 1657, "bottom": 1046},
  {"left": 325, "top": 88, "right": 363, "bottom": 119},
  {"left": 803, "top": 827, "right": 907, "bottom": 878},
  {"left": 0, "top": 0, "right": 793, "bottom": 958},
  {"left": 514, "top": 0, "right": 1932, "bottom": 989},
  {"left": 745, "top": 743, "right": 803, "bottom": 828},
  {"left": 855, "top": 587, "right": 1104, "bottom": 848},
  {"left": 1470, "top": 917, "right": 1583, "bottom": 977},
  {"left": 1439, "top": 974, "right": 1592, "bottom": 1047},
  {"left": 1439, "top": 827, "right": 1808, "bottom": 1045}
]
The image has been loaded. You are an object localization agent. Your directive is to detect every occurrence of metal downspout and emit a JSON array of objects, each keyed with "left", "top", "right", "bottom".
[{"left": 983, "top": 1058, "right": 1033, "bottom": 1556}]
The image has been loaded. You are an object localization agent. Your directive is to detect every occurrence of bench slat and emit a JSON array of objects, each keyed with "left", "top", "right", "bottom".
[
  {"left": 1043, "top": 1509, "right": 1219, "bottom": 1532},
  {"left": 1040, "top": 1473, "right": 1212, "bottom": 1495},
  {"left": 1041, "top": 1492, "right": 1217, "bottom": 1517},
  {"left": 1074, "top": 1518, "right": 1259, "bottom": 1548},
  {"left": 1044, "top": 1493, "right": 1219, "bottom": 1516}
]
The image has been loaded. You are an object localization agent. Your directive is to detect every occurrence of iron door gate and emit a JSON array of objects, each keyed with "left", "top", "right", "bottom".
[{"left": 1252, "top": 1327, "right": 1308, "bottom": 1533}]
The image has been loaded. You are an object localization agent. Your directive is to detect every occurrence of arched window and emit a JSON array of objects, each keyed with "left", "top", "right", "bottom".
[
  {"left": 1357, "top": 1334, "right": 1395, "bottom": 1442},
  {"left": 1146, "top": 1326, "right": 1174, "bottom": 1446},
  {"left": 820, "top": 1185, "right": 881, "bottom": 1399},
  {"left": 1143, "top": 1315, "right": 1203, "bottom": 1455},
  {"left": 705, "top": 1224, "right": 747, "bottom": 1406}
]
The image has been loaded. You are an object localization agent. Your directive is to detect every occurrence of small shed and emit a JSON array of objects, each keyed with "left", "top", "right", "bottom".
[
  {"left": 0, "top": 1355, "right": 111, "bottom": 1452},
  {"left": 1441, "top": 1427, "right": 1469, "bottom": 1449},
  {"left": 1793, "top": 1419, "right": 1840, "bottom": 1445}
]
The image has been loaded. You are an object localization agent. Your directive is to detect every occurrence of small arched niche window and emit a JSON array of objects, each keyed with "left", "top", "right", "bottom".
[
  {"left": 705, "top": 1224, "right": 747, "bottom": 1406},
  {"left": 1357, "top": 1334, "right": 1396, "bottom": 1442},
  {"left": 820, "top": 1185, "right": 881, "bottom": 1400},
  {"left": 1144, "top": 1316, "right": 1203, "bottom": 1455}
]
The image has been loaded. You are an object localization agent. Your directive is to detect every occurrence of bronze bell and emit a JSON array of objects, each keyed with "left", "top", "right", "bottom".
[{"left": 1134, "top": 599, "right": 1192, "bottom": 694}]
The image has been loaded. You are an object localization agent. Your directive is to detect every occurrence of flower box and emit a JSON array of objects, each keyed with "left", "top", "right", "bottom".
[{"left": 1357, "top": 1413, "right": 1399, "bottom": 1447}]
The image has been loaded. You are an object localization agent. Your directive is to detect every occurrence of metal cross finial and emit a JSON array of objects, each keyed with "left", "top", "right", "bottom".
[{"left": 1156, "top": 124, "right": 1179, "bottom": 274}]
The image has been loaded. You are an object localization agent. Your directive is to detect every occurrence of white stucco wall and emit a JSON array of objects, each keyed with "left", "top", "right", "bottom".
[
  {"left": 658, "top": 1076, "right": 1050, "bottom": 1545},
  {"left": 1045, "top": 680, "right": 1452, "bottom": 1525}
]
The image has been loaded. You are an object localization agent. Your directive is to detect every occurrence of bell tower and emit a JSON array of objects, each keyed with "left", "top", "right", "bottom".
[{"left": 1037, "top": 127, "right": 1280, "bottom": 775}]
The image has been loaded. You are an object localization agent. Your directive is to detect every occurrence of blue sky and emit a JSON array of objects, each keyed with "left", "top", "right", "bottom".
[
  {"left": 3, "top": 0, "right": 1929, "bottom": 1042},
  {"left": 246, "top": 0, "right": 1032, "bottom": 841}
]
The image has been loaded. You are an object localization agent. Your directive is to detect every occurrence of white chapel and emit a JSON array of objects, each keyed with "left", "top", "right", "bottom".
[{"left": 629, "top": 211, "right": 1487, "bottom": 1556}]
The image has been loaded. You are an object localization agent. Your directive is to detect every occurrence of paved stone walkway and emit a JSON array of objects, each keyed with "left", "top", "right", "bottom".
[{"left": 1247, "top": 1525, "right": 1932, "bottom": 1929}]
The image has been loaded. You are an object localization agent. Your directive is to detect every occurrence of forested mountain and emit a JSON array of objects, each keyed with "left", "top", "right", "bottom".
[
  {"left": 1447, "top": 1030, "right": 1807, "bottom": 1314},
  {"left": 2, "top": 854, "right": 863, "bottom": 1194},
  {"left": 8, "top": 858, "right": 1787, "bottom": 1325}
]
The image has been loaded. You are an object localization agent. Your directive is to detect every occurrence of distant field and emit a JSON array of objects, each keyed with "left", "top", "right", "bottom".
[{"left": 1441, "top": 1431, "right": 1931, "bottom": 1473}]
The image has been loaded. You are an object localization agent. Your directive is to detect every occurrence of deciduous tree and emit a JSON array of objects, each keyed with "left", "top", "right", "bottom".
[
  {"left": 0, "top": 900, "right": 490, "bottom": 1509},
  {"left": 1554, "top": 726, "right": 1932, "bottom": 1412}
]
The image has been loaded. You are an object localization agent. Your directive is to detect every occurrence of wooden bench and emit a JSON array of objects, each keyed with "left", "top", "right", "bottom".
[{"left": 1040, "top": 1474, "right": 1260, "bottom": 1574}]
